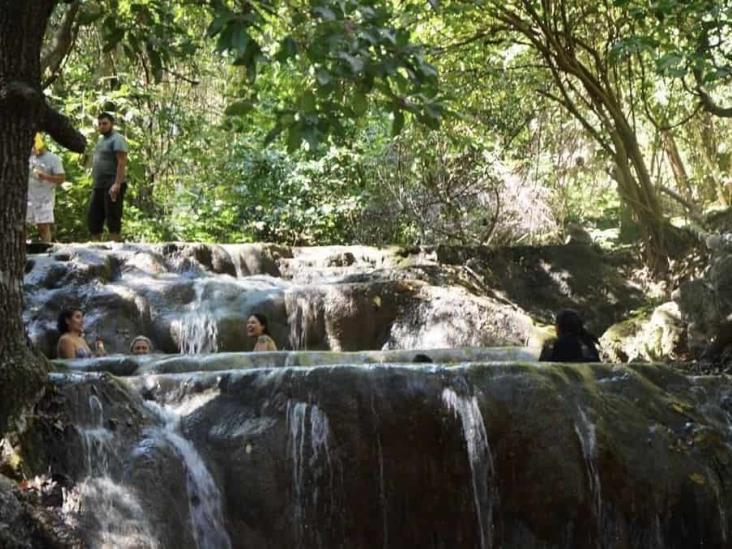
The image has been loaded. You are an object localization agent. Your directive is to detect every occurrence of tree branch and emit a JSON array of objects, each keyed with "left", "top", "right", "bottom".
[
  {"left": 0, "top": 79, "right": 85, "bottom": 152},
  {"left": 0, "top": 80, "right": 39, "bottom": 107},
  {"left": 41, "top": 104, "right": 86, "bottom": 153},
  {"left": 41, "top": 0, "right": 80, "bottom": 78},
  {"left": 694, "top": 67, "right": 732, "bottom": 117},
  {"left": 659, "top": 186, "right": 703, "bottom": 222}
]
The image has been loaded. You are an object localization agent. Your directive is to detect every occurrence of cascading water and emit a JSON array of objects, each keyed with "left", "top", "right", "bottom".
[
  {"left": 286, "top": 400, "right": 334, "bottom": 545},
  {"left": 574, "top": 406, "right": 603, "bottom": 536},
  {"left": 171, "top": 280, "right": 219, "bottom": 354},
  {"left": 442, "top": 387, "right": 498, "bottom": 549},
  {"left": 29, "top": 355, "right": 732, "bottom": 547},
  {"left": 285, "top": 287, "right": 325, "bottom": 350},
  {"left": 69, "top": 395, "right": 159, "bottom": 548},
  {"left": 145, "top": 401, "right": 232, "bottom": 549}
]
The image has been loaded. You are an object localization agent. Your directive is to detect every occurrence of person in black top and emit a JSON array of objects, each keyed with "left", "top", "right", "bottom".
[{"left": 539, "top": 309, "right": 601, "bottom": 363}]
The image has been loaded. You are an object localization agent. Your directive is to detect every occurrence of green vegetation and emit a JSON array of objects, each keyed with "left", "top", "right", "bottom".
[{"left": 34, "top": 0, "right": 732, "bottom": 255}]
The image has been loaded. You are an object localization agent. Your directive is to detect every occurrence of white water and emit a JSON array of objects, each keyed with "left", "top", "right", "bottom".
[
  {"left": 145, "top": 402, "right": 232, "bottom": 549},
  {"left": 442, "top": 387, "right": 497, "bottom": 549},
  {"left": 285, "top": 287, "right": 324, "bottom": 350},
  {"left": 171, "top": 281, "right": 219, "bottom": 354},
  {"left": 69, "top": 395, "right": 159, "bottom": 548},
  {"left": 287, "top": 400, "right": 334, "bottom": 544},
  {"left": 573, "top": 406, "right": 603, "bottom": 537}
]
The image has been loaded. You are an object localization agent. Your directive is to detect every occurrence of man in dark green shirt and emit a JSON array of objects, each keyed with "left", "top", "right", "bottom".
[{"left": 88, "top": 112, "right": 128, "bottom": 241}]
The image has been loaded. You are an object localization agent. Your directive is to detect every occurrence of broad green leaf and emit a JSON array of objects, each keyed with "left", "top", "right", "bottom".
[
  {"left": 224, "top": 100, "right": 254, "bottom": 116},
  {"left": 392, "top": 110, "right": 405, "bottom": 136}
]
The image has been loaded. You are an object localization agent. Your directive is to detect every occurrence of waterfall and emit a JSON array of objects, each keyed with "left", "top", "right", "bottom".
[
  {"left": 442, "top": 387, "right": 498, "bottom": 549},
  {"left": 573, "top": 406, "right": 603, "bottom": 538},
  {"left": 285, "top": 287, "right": 324, "bottom": 350},
  {"left": 171, "top": 280, "right": 219, "bottom": 354},
  {"left": 286, "top": 400, "right": 334, "bottom": 545},
  {"left": 145, "top": 402, "right": 232, "bottom": 549},
  {"left": 68, "top": 395, "right": 159, "bottom": 548}
]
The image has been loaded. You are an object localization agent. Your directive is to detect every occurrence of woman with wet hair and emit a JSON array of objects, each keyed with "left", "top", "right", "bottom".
[
  {"left": 539, "top": 309, "right": 600, "bottom": 363},
  {"left": 246, "top": 313, "right": 277, "bottom": 352},
  {"left": 57, "top": 309, "right": 105, "bottom": 359}
]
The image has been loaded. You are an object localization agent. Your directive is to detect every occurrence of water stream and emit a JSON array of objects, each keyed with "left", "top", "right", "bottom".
[
  {"left": 41, "top": 362, "right": 732, "bottom": 547},
  {"left": 573, "top": 406, "right": 603, "bottom": 536},
  {"left": 145, "top": 401, "right": 232, "bottom": 549},
  {"left": 171, "top": 280, "right": 220, "bottom": 354},
  {"left": 442, "top": 387, "right": 498, "bottom": 549},
  {"left": 70, "top": 395, "right": 159, "bottom": 548},
  {"left": 286, "top": 400, "right": 335, "bottom": 546}
]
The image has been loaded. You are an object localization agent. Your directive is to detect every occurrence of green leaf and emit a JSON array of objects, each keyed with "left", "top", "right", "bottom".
[
  {"left": 300, "top": 91, "right": 316, "bottom": 112},
  {"left": 276, "top": 36, "right": 298, "bottom": 63},
  {"left": 264, "top": 124, "right": 284, "bottom": 146},
  {"left": 316, "top": 69, "right": 332, "bottom": 86},
  {"left": 313, "top": 7, "right": 336, "bottom": 21},
  {"left": 352, "top": 91, "right": 368, "bottom": 116},
  {"left": 338, "top": 53, "right": 364, "bottom": 74},
  {"left": 246, "top": 63, "right": 257, "bottom": 84},
  {"left": 78, "top": 5, "right": 105, "bottom": 25},
  {"left": 224, "top": 100, "right": 254, "bottom": 116},
  {"left": 207, "top": 12, "right": 232, "bottom": 38},
  {"left": 391, "top": 110, "right": 405, "bottom": 136},
  {"left": 287, "top": 125, "right": 302, "bottom": 152},
  {"left": 232, "top": 26, "right": 250, "bottom": 56}
]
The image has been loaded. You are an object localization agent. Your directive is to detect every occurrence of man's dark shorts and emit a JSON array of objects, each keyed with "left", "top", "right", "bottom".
[{"left": 88, "top": 183, "right": 126, "bottom": 235}]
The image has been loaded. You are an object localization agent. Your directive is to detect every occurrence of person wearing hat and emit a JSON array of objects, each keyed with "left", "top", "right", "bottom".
[{"left": 27, "top": 133, "right": 65, "bottom": 242}]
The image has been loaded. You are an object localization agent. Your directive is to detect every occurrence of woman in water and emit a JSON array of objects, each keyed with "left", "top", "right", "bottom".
[
  {"left": 129, "top": 335, "right": 153, "bottom": 355},
  {"left": 246, "top": 313, "right": 277, "bottom": 352},
  {"left": 539, "top": 309, "right": 600, "bottom": 363},
  {"left": 56, "top": 309, "right": 105, "bottom": 359}
]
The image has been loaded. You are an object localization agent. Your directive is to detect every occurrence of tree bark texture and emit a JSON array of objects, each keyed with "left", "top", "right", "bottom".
[{"left": 0, "top": 0, "right": 58, "bottom": 434}]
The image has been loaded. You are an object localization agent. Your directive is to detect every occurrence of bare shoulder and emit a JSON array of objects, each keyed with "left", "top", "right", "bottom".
[
  {"left": 57, "top": 334, "right": 75, "bottom": 358},
  {"left": 255, "top": 335, "right": 277, "bottom": 351}
]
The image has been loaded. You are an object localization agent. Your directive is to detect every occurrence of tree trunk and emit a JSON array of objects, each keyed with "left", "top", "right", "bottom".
[
  {"left": 0, "top": 1, "right": 57, "bottom": 434},
  {"left": 698, "top": 113, "right": 730, "bottom": 205},
  {"left": 661, "top": 129, "right": 695, "bottom": 204}
]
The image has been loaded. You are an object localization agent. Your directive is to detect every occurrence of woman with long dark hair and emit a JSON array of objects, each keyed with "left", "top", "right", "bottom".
[
  {"left": 56, "top": 309, "right": 105, "bottom": 359},
  {"left": 539, "top": 309, "right": 600, "bottom": 363},
  {"left": 246, "top": 313, "right": 277, "bottom": 351}
]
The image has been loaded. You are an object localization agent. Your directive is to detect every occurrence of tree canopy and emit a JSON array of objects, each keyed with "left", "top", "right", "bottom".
[{"left": 28, "top": 0, "right": 730, "bottom": 257}]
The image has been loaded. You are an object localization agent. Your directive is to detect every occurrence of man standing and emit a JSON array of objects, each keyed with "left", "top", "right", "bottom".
[
  {"left": 27, "top": 133, "right": 65, "bottom": 242},
  {"left": 89, "top": 112, "right": 128, "bottom": 241}
]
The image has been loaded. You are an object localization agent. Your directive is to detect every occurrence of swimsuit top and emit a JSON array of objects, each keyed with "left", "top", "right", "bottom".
[{"left": 75, "top": 346, "right": 92, "bottom": 358}]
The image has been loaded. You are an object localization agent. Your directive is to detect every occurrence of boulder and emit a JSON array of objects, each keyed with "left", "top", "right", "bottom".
[
  {"left": 601, "top": 302, "right": 688, "bottom": 363},
  {"left": 677, "top": 233, "right": 732, "bottom": 358}
]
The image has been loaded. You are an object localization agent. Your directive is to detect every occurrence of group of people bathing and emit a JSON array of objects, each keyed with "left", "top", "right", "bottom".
[
  {"left": 55, "top": 309, "right": 277, "bottom": 359},
  {"left": 56, "top": 307, "right": 600, "bottom": 363}
]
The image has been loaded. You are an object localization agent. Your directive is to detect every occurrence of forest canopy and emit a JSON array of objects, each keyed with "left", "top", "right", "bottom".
[{"left": 36, "top": 0, "right": 732, "bottom": 259}]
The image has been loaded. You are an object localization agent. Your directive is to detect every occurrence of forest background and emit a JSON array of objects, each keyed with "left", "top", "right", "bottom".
[{"left": 39, "top": 1, "right": 732, "bottom": 265}]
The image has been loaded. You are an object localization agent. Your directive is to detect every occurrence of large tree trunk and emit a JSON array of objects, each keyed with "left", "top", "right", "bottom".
[{"left": 0, "top": 1, "right": 85, "bottom": 434}]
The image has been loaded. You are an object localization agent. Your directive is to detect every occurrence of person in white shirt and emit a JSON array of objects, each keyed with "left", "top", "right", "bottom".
[{"left": 27, "top": 133, "right": 65, "bottom": 242}]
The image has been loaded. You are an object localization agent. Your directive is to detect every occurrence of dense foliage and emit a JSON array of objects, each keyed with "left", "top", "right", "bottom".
[{"left": 38, "top": 0, "right": 732, "bottom": 255}]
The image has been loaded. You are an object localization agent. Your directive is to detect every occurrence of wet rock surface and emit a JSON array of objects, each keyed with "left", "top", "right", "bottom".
[
  {"left": 24, "top": 242, "right": 642, "bottom": 358},
  {"left": 17, "top": 359, "right": 732, "bottom": 548}
]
